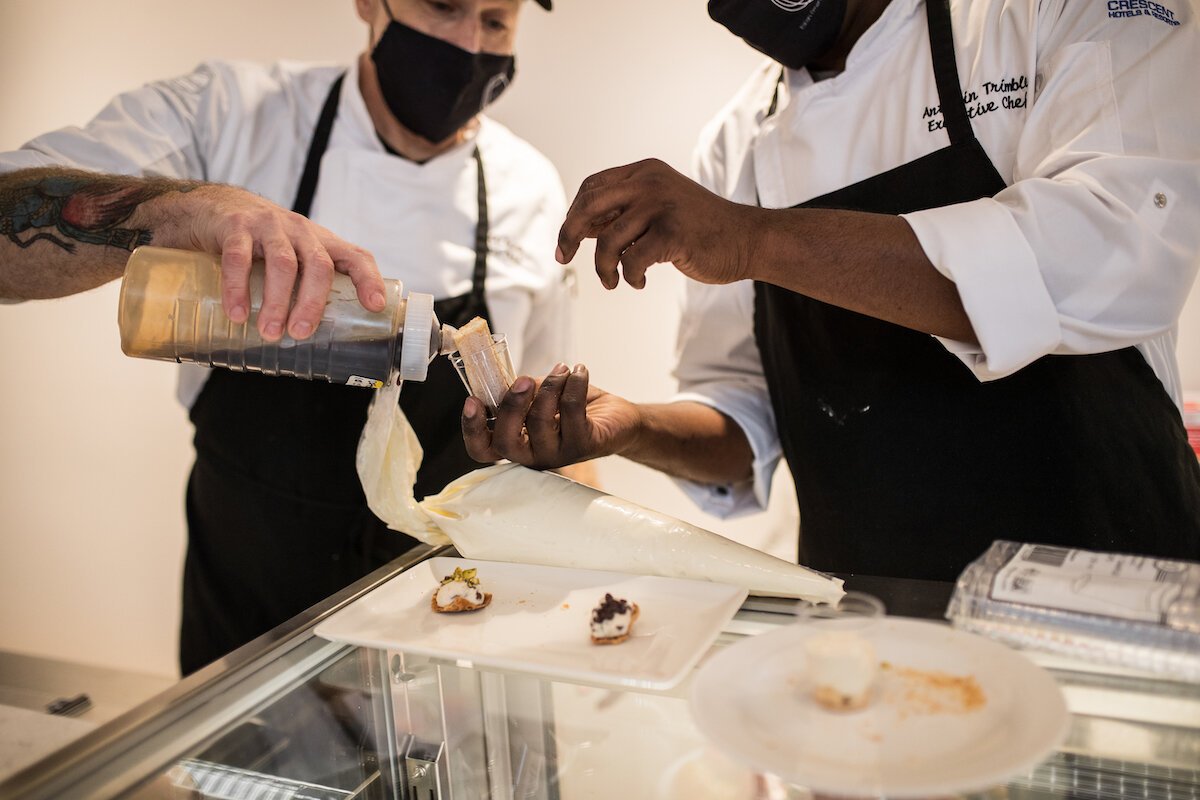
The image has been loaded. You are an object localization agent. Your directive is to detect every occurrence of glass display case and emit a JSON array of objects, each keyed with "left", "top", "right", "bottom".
[{"left": 2, "top": 544, "right": 1197, "bottom": 800}]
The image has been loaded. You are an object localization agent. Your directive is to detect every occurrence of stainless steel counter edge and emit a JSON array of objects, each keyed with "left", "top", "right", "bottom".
[{"left": 0, "top": 543, "right": 451, "bottom": 800}]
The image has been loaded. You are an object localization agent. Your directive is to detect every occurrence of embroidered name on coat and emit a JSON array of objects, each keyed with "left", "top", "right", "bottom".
[{"left": 921, "top": 75, "right": 1029, "bottom": 133}]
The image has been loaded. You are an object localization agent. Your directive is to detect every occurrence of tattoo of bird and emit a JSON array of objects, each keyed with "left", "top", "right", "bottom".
[{"left": 0, "top": 173, "right": 169, "bottom": 253}]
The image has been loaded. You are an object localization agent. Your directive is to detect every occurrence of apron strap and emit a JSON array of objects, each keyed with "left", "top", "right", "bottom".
[
  {"left": 469, "top": 146, "right": 489, "bottom": 304},
  {"left": 925, "top": 0, "right": 973, "bottom": 145},
  {"left": 292, "top": 73, "right": 345, "bottom": 217}
]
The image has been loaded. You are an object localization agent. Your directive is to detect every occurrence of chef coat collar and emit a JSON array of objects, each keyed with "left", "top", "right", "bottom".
[
  {"left": 772, "top": 0, "right": 922, "bottom": 110},
  {"left": 841, "top": 0, "right": 922, "bottom": 69},
  {"left": 338, "top": 59, "right": 483, "bottom": 165}
]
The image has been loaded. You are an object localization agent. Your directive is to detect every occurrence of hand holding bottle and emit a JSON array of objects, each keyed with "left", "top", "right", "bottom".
[
  {"left": 0, "top": 168, "right": 388, "bottom": 343},
  {"left": 146, "top": 183, "right": 387, "bottom": 341}
]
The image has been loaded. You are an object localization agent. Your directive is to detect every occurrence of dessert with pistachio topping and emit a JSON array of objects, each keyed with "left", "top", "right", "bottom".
[{"left": 431, "top": 567, "right": 492, "bottom": 613}]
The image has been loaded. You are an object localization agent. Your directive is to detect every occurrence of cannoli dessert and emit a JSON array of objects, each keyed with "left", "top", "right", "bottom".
[
  {"left": 804, "top": 630, "right": 879, "bottom": 711},
  {"left": 431, "top": 567, "right": 492, "bottom": 613},
  {"left": 452, "top": 316, "right": 514, "bottom": 411},
  {"left": 590, "top": 593, "right": 639, "bottom": 645}
]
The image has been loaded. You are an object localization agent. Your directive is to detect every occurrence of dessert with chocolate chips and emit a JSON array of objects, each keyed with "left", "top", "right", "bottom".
[{"left": 590, "top": 593, "right": 639, "bottom": 645}]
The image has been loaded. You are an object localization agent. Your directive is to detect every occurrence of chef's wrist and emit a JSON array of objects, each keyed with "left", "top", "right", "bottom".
[
  {"left": 733, "top": 204, "right": 776, "bottom": 284},
  {"left": 742, "top": 206, "right": 813, "bottom": 287},
  {"left": 618, "top": 401, "right": 752, "bottom": 485},
  {"left": 131, "top": 179, "right": 218, "bottom": 251},
  {"left": 610, "top": 400, "right": 652, "bottom": 463},
  {"left": 614, "top": 402, "right": 662, "bottom": 465}
]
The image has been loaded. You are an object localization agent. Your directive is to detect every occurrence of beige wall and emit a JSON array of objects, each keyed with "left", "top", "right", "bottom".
[{"left": 1, "top": 0, "right": 1197, "bottom": 678}]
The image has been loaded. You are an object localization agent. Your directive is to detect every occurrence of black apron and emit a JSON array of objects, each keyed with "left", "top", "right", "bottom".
[
  {"left": 752, "top": 0, "right": 1200, "bottom": 581},
  {"left": 181, "top": 74, "right": 493, "bottom": 674}
]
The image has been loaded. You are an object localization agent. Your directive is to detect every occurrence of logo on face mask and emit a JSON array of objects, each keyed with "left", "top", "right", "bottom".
[
  {"left": 770, "top": 0, "right": 821, "bottom": 10},
  {"left": 482, "top": 73, "right": 512, "bottom": 111}
]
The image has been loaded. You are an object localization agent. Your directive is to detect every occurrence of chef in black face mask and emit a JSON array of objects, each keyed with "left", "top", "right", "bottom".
[
  {"left": 161, "top": 0, "right": 571, "bottom": 675},
  {"left": 369, "top": 0, "right": 516, "bottom": 144},
  {"left": 364, "top": 0, "right": 529, "bottom": 150},
  {"left": 0, "top": 0, "right": 572, "bottom": 677},
  {"left": 471, "top": 0, "right": 1200, "bottom": 584}
]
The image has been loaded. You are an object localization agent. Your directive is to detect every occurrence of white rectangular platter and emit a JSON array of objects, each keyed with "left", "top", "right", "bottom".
[{"left": 315, "top": 556, "right": 748, "bottom": 690}]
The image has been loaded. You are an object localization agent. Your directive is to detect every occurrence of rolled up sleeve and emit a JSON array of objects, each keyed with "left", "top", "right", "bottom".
[
  {"left": 670, "top": 279, "right": 781, "bottom": 517},
  {"left": 673, "top": 381, "right": 781, "bottom": 517},
  {"left": 903, "top": 198, "right": 1059, "bottom": 378},
  {"left": 903, "top": 1, "right": 1200, "bottom": 381}
]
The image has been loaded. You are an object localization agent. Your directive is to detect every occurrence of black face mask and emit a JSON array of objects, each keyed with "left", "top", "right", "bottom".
[
  {"left": 708, "top": 0, "right": 848, "bottom": 70},
  {"left": 371, "top": 4, "right": 516, "bottom": 143}
]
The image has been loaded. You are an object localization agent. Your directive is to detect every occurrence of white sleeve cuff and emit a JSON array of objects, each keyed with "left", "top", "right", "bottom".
[
  {"left": 669, "top": 383, "right": 781, "bottom": 519},
  {"left": 901, "top": 198, "right": 1061, "bottom": 380}
]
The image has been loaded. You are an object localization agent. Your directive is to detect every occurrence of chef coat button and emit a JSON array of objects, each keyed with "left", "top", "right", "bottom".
[{"left": 1154, "top": 192, "right": 1168, "bottom": 209}]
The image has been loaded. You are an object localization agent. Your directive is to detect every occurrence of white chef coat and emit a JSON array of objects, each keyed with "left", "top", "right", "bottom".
[
  {"left": 674, "top": 0, "right": 1200, "bottom": 516},
  {"left": 0, "top": 59, "right": 571, "bottom": 407}
]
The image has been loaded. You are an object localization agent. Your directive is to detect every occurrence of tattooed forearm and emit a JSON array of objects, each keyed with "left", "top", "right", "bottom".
[
  {"left": 0, "top": 167, "right": 201, "bottom": 299},
  {"left": 1, "top": 164, "right": 388, "bottom": 337},
  {"left": 1, "top": 168, "right": 198, "bottom": 253}
]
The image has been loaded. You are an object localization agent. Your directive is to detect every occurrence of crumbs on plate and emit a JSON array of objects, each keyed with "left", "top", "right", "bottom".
[{"left": 879, "top": 661, "right": 986, "bottom": 717}]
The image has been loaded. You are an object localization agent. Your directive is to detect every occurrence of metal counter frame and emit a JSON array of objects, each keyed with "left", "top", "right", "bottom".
[{"left": 2, "top": 546, "right": 1197, "bottom": 800}]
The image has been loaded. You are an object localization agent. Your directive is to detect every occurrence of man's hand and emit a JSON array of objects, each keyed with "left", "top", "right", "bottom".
[
  {"left": 148, "top": 184, "right": 387, "bottom": 341},
  {"left": 0, "top": 168, "right": 388, "bottom": 342},
  {"left": 461, "top": 363, "right": 642, "bottom": 470},
  {"left": 556, "top": 158, "right": 763, "bottom": 290},
  {"left": 462, "top": 361, "right": 756, "bottom": 486},
  {"left": 556, "top": 158, "right": 978, "bottom": 342}
]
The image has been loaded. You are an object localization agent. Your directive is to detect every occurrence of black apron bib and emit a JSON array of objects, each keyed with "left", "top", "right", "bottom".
[
  {"left": 752, "top": 0, "right": 1200, "bottom": 581},
  {"left": 181, "top": 74, "right": 493, "bottom": 673}
]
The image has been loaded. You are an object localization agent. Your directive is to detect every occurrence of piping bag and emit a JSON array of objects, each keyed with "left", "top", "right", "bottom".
[{"left": 356, "top": 375, "right": 844, "bottom": 602}]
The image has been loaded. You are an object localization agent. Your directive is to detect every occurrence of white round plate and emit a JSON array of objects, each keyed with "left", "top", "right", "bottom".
[{"left": 689, "top": 617, "right": 1068, "bottom": 798}]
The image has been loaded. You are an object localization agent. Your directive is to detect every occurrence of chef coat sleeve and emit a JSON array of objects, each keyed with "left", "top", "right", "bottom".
[
  {"left": 0, "top": 62, "right": 240, "bottom": 302},
  {"left": 667, "top": 122, "right": 782, "bottom": 517},
  {"left": 900, "top": 0, "right": 1200, "bottom": 380},
  {"left": 671, "top": 278, "right": 781, "bottom": 517},
  {"left": 0, "top": 62, "right": 229, "bottom": 183}
]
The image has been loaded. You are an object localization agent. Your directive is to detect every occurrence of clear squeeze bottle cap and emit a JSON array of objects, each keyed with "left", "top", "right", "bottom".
[{"left": 117, "top": 246, "right": 441, "bottom": 387}]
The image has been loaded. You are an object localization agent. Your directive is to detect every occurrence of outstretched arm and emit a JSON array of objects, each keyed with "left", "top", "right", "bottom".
[
  {"left": 555, "top": 158, "right": 977, "bottom": 344},
  {"left": 462, "top": 364, "right": 754, "bottom": 486},
  {"left": 0, "top": 167, "right": 387, "bottom": 341}
]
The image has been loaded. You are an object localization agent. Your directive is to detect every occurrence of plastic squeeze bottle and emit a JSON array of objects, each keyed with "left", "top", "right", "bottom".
[{"left": 117, "top": 246, "right": 450, "bottom": 387}]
